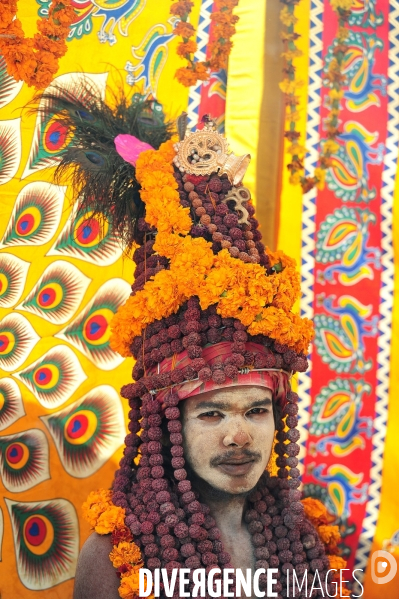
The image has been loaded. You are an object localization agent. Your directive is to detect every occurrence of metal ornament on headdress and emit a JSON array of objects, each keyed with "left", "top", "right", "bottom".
[{"left": 173, "top": 116, "right": 251, "bottom": 185}]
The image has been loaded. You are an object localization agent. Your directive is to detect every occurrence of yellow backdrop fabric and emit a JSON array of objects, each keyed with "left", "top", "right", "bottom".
[{"left": 0, "top": 2, "right": 198, "bottom": 597}]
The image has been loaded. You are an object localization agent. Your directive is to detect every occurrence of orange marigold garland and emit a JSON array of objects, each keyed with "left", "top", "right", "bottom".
[
  {"left": 110, "top": 140, "right": 314, "bottom": 358},
  {"left": 82, "top": 490, "right": 153, "bottom": 599},
  {"left": 280, "top": 0, "right": 353, "bottom": 192},
  {"left": 171, "top": 0, "right": 240, "bottom": 87},
  {"left": 0, "top": 0, "right": 74, "bottom": 89}
]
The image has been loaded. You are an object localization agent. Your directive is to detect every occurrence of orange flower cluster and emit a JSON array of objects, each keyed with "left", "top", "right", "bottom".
[
  {"left": 280, "top": 0, "right": 352, "bottom": 192},
  {"left": 82, "top": 489, "right": 150, "bottom": 599},
  {"left": 171, "top": 0, "right": 240, "bottom": 87},
  {"left": 301, "top": 497, "right": 351, "bottom": 592},
  {"left": 0, "top": 0, "right": 74, "bottom": 89},
  {"left": 110, "top": 143, "right": 314, "bottom": 357}
]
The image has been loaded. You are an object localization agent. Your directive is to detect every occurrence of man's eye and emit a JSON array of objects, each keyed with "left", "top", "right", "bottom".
[
  {"left": 198, "top": 411, "right": 222, "bottom": 419},
  {"left": 247, "top": 408, "right": 267, "bottom": 415}
]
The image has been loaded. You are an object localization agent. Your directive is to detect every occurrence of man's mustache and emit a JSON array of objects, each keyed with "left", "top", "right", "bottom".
[{"left": 210, "top": 448, "right": 262, "bottom": 467}]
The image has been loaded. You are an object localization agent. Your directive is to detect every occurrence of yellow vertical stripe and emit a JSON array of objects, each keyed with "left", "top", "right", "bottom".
[
  {"left": 225, "top": 0, "right": 267, "bottom": 205},
  {"left": 277, "top": 0, "right": 311, "bottom": 266}
]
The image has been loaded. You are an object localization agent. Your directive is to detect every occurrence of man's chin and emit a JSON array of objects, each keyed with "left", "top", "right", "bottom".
[{"left": 207, "top": 469, "right": 263, "bottom": 496}]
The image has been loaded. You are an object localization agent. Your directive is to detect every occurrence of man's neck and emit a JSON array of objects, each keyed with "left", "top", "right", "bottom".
[
  {"left": 190, "top": 475, "right": 248, "bottom": 534},
  {"left": 203, "top": 489, "right": 247, "bottom": 533},
  {"left": 195, "top": 480, "right": 255, "bottom": 575}
]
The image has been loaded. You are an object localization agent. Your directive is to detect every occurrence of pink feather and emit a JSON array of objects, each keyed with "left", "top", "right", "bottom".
[{"left": 114, "top": 134, "right": 154, "bottom": 166}]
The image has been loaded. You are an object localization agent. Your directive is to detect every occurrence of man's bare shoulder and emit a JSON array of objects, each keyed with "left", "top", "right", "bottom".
[{"left": 73, "top": 533, "right": 120, "bottom": 599}]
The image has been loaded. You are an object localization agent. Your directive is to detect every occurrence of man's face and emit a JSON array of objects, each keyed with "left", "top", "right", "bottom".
[{"left": 180, "top": 385, "right": 275, "bottom": 495}]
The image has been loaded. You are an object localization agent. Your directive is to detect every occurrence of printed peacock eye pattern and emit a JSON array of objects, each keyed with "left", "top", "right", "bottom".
[
  {"left": 48, "top": 209, "right": 122, "bottom": 266},
  {"left": 0, "top": 55, "right": 23, "bottom": 108},
  {"left": 0, "top": 314, "right": 40, "bottom": 372},
  {"left": 14, "top": 345, "right": 87, "bottom": 409},
  {"left": 0, "top": 181, "right": 65, "bottom": 249},
  {"left": 16, "top": 261, "right": 91, "bottom": 325},
  {"left": 40, "top": 385, "right": 125, "bottom": 478},
  {"left": 0, "top": 378, "right": 25, "bottom": 432},
  {"left": 22, "top": 71, "right": 108, "bottom": 179},
  {"left": 0, "top": 253, "right": 30, "bottom": 309},
  {"left": 5, "top": 498, "right": 79, "bottom": 590},
  {"left": 0, "top": 118, "right": 22, "bottom": 186},
  {"left": 0, "top": 429, "right": 50, "bottom": 493},
  {"left": 55, "top": 279, "right": 131, "bottom": 370}
]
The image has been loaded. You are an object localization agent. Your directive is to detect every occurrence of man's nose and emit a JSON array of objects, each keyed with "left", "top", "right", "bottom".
[{"left": 223, "top": 425, "right": 252, "bottom": 448}]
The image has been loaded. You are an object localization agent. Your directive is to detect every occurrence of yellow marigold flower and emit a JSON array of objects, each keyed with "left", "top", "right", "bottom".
[
  {"left": 287, "top": 110, "right": 301, "bottom": 123},
  {"left": 110, "top": 542, "right": 142, "bottom": 569},
  {"left": 95, "top": 505, "right": 126, "bottom": 535},
  {"left": 289, "top": 171, "right": 302, "bottom": 185},
  {"left": 337, "top": 26, "right": 349, "bottom": 42},
  {"left": 331, "top": 0, "right": 354, "bottom": 11},
  {"left": 314, "top": 167, "right": 326, "bottom": 190},
  {"left": 279, "top": 6, "right": 298, "bottom": 26},
  {"left": 287, "top": 142, "right": 308, "bottom": 157},
  {"left": 118, "top": 571, "right": 142, "bottom": 599},
  {"left": 82, "top": 489, "right": 113, "bottom": 528},
  {"left": 318, "top": 525, "right": 341, "bottom": 545},
  {"left": 323, "top": 139, "right": 340, "bottom": 154},
  {"left": 328, "top": 88, "right": 344, "bottom": 100},
  {"left": 281, "top": 48, "right": 303, "bottom": 60},
  {"left": 279, "top": 79, "right": 304, "bottom": 95}
]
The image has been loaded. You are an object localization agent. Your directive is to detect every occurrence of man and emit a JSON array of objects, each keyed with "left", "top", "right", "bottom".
[
  {"left": 46, "top": 86, "right": 344, "bottom": 597},
  {"left": 74, "top": 385, "right": 278, "bottom": 598}
]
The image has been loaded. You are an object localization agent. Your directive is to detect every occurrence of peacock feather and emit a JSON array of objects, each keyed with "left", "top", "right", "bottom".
[
  {"left": 48, "top": 207, "right": 122, "bottom": 266},
  {"left": 22, "top": 72, "right": 108, "bottom": 179},
  {"left": 14, "top": 345, "right": 87, "bottom": 409},
  {"left": 0, "top": 429, "right": 50, "bottom": 493},
  {"left": 17, "top": 261, "right": 91, "bottom": 325},
  {"left": 0, "top": 378, "right": 25, "bottom": 432},
  {"left": 55, "top": 279, "right": 131, "bottom": 370},
  {"left": 0, "top": 181, "right": 65, "bottom": 249},
  {"left": 40, "top": 385, "right": 125, "bottom": 478},
  {"left": 0, "top": 253, "right": 30, "bottom": 308},
  {"left": 32, "top": 76, "right": 172, "bottom": 248},
  {"left": 0, "top": 119, "right": 22, "bottom": 186},
  {"left": 0, "top": 314, "right": 40, "bottom": 372},
  {"left": 5, "top": 498, "right": 79, "bottom": 590}
]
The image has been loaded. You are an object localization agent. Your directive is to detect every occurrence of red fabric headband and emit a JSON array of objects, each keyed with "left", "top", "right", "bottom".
[{"left": 148, "top": 342, "right": 291, "bottom": 406}]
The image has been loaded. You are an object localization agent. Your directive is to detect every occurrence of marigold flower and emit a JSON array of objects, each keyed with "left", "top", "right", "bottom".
[
  {"left": 170, "top": 1, "right": 194, "bottom": 18},
  {"left": 328, "top": 555, "right": 347, "bottom": 571},
  {"left": 110, "top": 542, "right": 142, "bottom": 569},
  {"left": 280, "top": 6, "right": 298, "bottom": 26},
  {"left": 323, "top": 139, "right": 340, "bottom": 154},
  {"left": 301, "top": 497, "right": 333, "bottom": 525},
  {"left": 175, "top": 66, "right": 199, "bottom": 87},
  {"left": 318, "top": 525, "right": 341, "bottom": 546},
  {"left": 0, "top": 0, "right": 74, "bottom": 89},
  {"left": 331, "top": 0, "right": 354, "bottom": 10},
  {"left": 174, "top": 20, "right": 196, "bottom": 38},
  {"left": 118, "top": 571, "right": 149, "bottom": 599},
  {"left": 95, "top": 506, "right": 126, "bottom": 535},
  {"left": 314, "top": 167, "right": 326, "bottom": 190},
  {"left": 176, "top": 39, "right": 197, "bottom": 57}
]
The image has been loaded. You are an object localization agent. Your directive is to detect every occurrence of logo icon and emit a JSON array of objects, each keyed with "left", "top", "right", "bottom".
[{"left": 371, "top": 550, "right": 397, "bottom": 584}]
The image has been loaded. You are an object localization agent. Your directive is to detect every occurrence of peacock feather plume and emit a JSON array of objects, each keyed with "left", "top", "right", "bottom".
[{"left": 32, "top": 79, "right": 173, "bottom": 249}]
